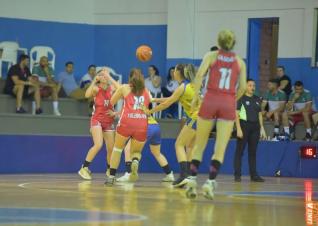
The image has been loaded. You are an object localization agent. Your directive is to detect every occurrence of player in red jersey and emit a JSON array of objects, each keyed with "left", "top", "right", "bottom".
[
  {"left": 105, "top": 68, "right": 151, "bottom": 185},
  {"left": 186, "top": 30, "right": 247, "bottom": 199},
  {"left": 78, "top": 69, "right": 120, "bottom": 180}
]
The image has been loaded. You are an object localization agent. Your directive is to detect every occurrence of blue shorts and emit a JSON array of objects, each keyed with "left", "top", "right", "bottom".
[
  {"left": 147, "top": 124, "right": 161, "bottom": 145},
  {"left": 185, "top": 117, "right": 197, "bottom": 130}
]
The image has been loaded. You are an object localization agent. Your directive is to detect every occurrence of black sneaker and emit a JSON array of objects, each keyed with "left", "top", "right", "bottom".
[
  {"left": 234, "top": 176, "right": 241, "bottom": 182},
  {"left": 275, "top": 170, "right": 281, "bottom": 177},
  {"left": 251, "top": 175, "right": 265, "bottom": 182},
  {"left": 35, "top": 108, "right": 43, "bottom": 115},
  {"left": 172, "top": 176, "right": 188, "bottom": 188},
  {"left": 16, "top": 107, "right": 27, "bottom": 113},
  {"left": 304, "top": 133, "right": 312, "bottom": 141},
  {"left": 104, "top": 176, "right": 116, "bottom": 186}
]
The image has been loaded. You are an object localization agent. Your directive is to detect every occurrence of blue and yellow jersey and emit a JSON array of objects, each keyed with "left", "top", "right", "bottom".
[
  {"left": 148, "top": 116, "right": 158, "bottom": 125},
  {"left": 179, "top": 80, "right": 198, "bottom": 120}
]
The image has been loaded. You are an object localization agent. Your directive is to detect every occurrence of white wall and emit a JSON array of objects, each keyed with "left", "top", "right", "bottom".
[
  {"left": 167, "top": 0, "right": 318, "bottom": 59},
  {"left": 94, "top": 0, "right": 167, "bottom": 25},
  {"left": 0, "top": 0, "right": 94, "bottom": 24},
  {"left": 2, "top": 0, "right": 318, "bottom": 60}
]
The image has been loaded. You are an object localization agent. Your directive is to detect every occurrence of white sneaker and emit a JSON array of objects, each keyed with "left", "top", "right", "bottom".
[
  {"left": 129, "top": 159, "right": 139, "bottom": 182},
  {"left": 53, "top": 109, "right": 62, "bottom": 116},
  {"left": 185, "top": 176, "right": 197, "bottom": 199},
  {"left": 78, "top": 166, "right": 92, "bottom": 180},
  {"left": 116, "top": 172, "right": 130, "bottom": 182},
  {"left": 202, "top": 179, "right": 217, "bottom": 200},
  {"left": 106, "top": 168, "right": 110, "bottom": 177},
  {"left": 162, "top": 171, "right": 175, "bottom": 182}
]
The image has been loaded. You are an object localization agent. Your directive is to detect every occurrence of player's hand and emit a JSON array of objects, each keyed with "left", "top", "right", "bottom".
[
  {"left": 237, "top": 128, "right": 243, "bottom": 139},
  {"left": 106, "top": 110, "right": 117, "bottom": 117},
  {"left": 260, "top": 126, "right": 267, "bottom": 140},
  {"left": 141, "top": 105, "right": 151, "bottom": 115}
]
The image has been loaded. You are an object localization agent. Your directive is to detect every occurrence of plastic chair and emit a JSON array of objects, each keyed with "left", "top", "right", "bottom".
[
  {"left": 29, "top": 46, "right": 55, "bottom": 70},
  {"left": 0, "top": 41, "right": 27, "bottom": 78}
]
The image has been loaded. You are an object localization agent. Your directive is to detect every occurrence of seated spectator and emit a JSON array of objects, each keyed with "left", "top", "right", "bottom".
[
  {"left": 161, "top": 67, "right": 179, "bottom": 118},
  {"left": 80, "top": 64, "right": 96, "bottom": 89},
  {"left": 261, "top": 79, "right": 286, "bottom": 139},
  {"left": 282, "top": 81, "right": 314, "bottom": 141},
  {"left": 55, "top": 61, "right": 86, "bottom": 100},
  {"left": 3, "top": 54, "right": 42, "bottom": 114},
  {"left": 145, "top": 65, "right": 162, "bottom": 98},
  {"left": 276, "top": 66, "right": 292, "bottom": 97},
  {"left": 32, "top": 56, "right": 61, "bottom": 116}
]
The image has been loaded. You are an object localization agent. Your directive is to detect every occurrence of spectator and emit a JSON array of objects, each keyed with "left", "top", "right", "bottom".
[
  {"left": 55, "top": 61, "right": 86, "bottom": 100},
  {"left": 282, "top": 81, "right": 314, "bottom": 141},
  {"left": 80, "top": 64, "right": 96, "bottom": 89},
  {"left": 161, "top": 67, "right": 179, "bottom": 118},
  {"left": 145, "top": 65, "right": 162, "bottom": 98},
  {"left": 32, "top": 56, "right": 61, "bottom": 116},
  {"left": 261, "top": 79, "right": 286, "bottom": 139},
  {"left": 276, "top": 66, "right": 292, "bottom": 96},
  {"left": 4, "top": 54, "right": 42, "bottom": 114}
]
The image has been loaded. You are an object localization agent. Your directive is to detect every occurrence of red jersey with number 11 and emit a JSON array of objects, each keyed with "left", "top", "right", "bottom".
[{"left": 207, "top": 50, "right": 240, "bottom": 95}]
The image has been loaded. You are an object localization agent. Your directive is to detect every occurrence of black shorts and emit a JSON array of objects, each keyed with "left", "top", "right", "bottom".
[{"left": 4, "top": 85, "right": 32, "bottom": 98}]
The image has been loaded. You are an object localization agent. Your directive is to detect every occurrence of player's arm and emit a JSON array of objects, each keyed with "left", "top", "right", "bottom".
[
  {"left": 110, "top": 85, "right": 124, "bottom": 106},
  {"left": 152, "top": 97, "right": 168, "bottom": 103},
  {"left": 236, "top": 57, "right": 247, "bottom": 100},
  {"left": 85, "top": 77, "right": 99, "bottom": 98},
  {"left": 149, "top": 85, "right": 183, "bottom": 114},
  {"left": 106, "top": 72, "right": 120, "bottom": 90},
  {"left": 193, "top": 52, "right": 214, "bottom": 97}
]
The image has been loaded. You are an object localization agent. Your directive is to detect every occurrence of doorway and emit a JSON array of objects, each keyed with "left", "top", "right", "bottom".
[{"left": 247, "top": 18, "right": 279, "bottom": 94}]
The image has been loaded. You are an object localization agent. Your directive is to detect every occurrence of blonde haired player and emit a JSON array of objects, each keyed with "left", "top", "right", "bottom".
[
  {"left": 78, "top": 69, "right": 120, "bottom": 180},
  {"left": 144, "top": 64, "right": 199, "bottom": 187},
  {"left": 185, "top": 30, "right": 247, "bottom": 199}
]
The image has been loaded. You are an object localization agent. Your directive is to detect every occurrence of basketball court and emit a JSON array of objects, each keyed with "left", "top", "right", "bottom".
[{"left": 0, "top": 174, "right": 316, "bottom": 226}]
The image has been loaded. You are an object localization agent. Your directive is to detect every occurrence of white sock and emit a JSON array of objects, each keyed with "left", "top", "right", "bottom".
[
  {"left": 53, "top": 101, "right": 59, "bottom": 110},
  {"left": 274, "top": 127, "right": 279, "bottom": 134},
  {"left": 306, "top": 128, "right": 312, "bottom": 135},
  {"left": 284, "top": 127, "right": 290, "bottom": 134},
  {"left": 32, "top": 101, "right": 36, "bottom": 114}
]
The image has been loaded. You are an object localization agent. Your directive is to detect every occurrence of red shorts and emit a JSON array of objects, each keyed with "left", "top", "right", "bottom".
[
  {"left": 116, "top": 125, "right": 147, "bottom": 142},
  {"left": 90, "top": 118, "right": 115, "bottom": 132},
  {"left": 290, "top": 111, "right": 315, "bottom": 125},
  {"left": 199, "top": 92, "right": 236, "bottom": 121}
]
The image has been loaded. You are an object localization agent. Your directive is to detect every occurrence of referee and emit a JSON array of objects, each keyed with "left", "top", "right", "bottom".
[{"left": 234, "top": 79, "right": 266, "bottom": 182}]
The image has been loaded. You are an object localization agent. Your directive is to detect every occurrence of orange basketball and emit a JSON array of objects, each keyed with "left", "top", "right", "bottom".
[{"left": 136, "top": 45, "right": 152, "bottom": 62}]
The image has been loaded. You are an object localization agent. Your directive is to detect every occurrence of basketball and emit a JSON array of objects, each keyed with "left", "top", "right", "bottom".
[{"left": 136, "top": 45, "right": 152, "bottom": 62}]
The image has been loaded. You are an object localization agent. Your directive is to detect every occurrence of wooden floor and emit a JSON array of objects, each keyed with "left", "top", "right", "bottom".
[{"left": 0, "top": 174, "right": 317, "bottom": 226}]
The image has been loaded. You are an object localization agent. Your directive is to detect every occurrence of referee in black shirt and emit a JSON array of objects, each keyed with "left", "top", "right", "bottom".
[{"left": 234, "top": 79, "right": 266, "bottom": 182}]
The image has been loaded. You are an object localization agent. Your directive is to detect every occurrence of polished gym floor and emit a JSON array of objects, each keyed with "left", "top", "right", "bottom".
[{"left": 0, "top": 174, "right": 317, "bottom": 226}]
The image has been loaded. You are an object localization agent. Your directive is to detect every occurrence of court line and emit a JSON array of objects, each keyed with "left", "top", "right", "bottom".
[{"left": 0, "top": 207, "right": 147, "bottom": 223}]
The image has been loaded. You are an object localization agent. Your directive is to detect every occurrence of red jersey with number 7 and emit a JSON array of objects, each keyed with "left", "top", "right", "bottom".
[{"left": 206, "top": 50, "right": 240, "bottom": 95}]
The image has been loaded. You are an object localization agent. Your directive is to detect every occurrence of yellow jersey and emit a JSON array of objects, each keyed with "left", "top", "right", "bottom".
[
  {"left": 179, "top": 80, "right": 198, "bottom": 120},
  {"left": 148, "top": 116, "right": 158, "bottom": 124}
]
